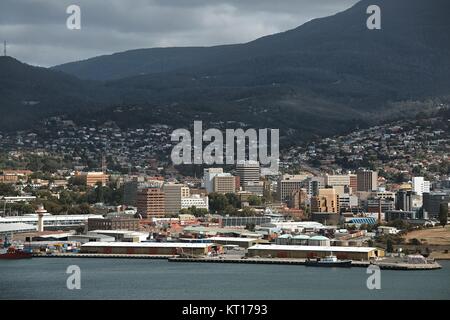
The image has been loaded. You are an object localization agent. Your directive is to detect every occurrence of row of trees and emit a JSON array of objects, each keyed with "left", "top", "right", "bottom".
[
  {"left": 208, "top": 192, "right": 263, "bottom": 216},
  {"left": 1, "top": 182, "right": 123, "bottom": 215},
  {"left": 0, "top": 183, "right": 19, "bottom": 196},
  {"left": 179, "top": 207, "right": 209, "bottom": 217}
]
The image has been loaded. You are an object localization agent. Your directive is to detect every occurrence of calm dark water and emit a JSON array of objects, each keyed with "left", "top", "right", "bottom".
[{"left": 1, "top": 258, "right": 449, "bottom": 300}]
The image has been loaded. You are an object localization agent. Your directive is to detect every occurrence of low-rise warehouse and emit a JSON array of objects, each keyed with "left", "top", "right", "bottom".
[
  {"left": 247, "top": 244, "right": 384, "bottom": 261},
  {"left": 207, "top": 237, "right": 267, "bottom": 248},
  {"left": 0, "top": 222, "right": 37, "bottom": 236},
  {"left": 68, "top": 234, "right": 115, "bottom": 244},
  {"left": 81, "top": 242, "right": 217, "bottom": 256}
]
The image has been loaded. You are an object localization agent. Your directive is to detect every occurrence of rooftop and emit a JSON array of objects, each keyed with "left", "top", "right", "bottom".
[
  {"left": 309, "top": 235, "right": 330, "bottom": 241},
  {"left": 207, "top": 237, "right": 259, "bottom": 242},
  {"left": 0, "top": 222, "right": 36, "bottom": 233},
  {"left": 81, "top": 242, "right": 212, "bottom": 248},
  {"left": 248, "top": 244, "right": 378, "bottom": 253}
]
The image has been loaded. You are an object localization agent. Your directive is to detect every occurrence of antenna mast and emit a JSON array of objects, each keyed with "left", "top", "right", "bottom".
[{"left": 3, "top": 41, "right": 6, "bottom": 56}]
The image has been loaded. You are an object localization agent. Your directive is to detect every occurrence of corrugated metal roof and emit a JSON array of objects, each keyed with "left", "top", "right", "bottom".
[
  {"left": 208, "top": 237, "right": 259, "bottom": 242},
  {"left": 292, "top": 235, "right": 310, "bottom": 239},
  {"left": 278, "top": 234, "right": 292, "bottom": 238},
  {"left": 81, "top": 242, "right": 211, "bottom": 248},
  {"left": 0, "top": 215, "right": 103, "bottom": 222},
  {"left": 248, "top": 244, "right": 377, "bottom": 253},
  {"left": 0, "top": 223, "right": 36, "bottom": 233},
  {"left": 309, "top": 235, "right": 330, "bottom": 240}
]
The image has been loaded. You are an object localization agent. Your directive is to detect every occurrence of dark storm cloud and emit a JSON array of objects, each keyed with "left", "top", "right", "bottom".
[{"left": 0, "top": 0, "right": 358, "bottom": 67}]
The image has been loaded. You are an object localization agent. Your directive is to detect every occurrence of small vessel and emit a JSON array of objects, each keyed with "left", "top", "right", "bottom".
[
  {"left": 0, "top": 246, "right": 33, "bottom": 260},
  {"left": 305, "top": 254, "right": 352, "bottom": 267}
]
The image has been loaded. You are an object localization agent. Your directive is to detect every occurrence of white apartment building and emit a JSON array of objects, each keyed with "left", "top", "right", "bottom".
[
  {"left": 181, "top": 194, "right": 209, "bottom": 211},
  {"left": 412, "top": 177, "right": 431, "bottom": 196}
]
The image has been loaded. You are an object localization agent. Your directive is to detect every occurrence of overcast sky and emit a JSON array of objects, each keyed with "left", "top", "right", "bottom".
[{"left": 0, "top": 0, "right": 358, "bottom": 67}]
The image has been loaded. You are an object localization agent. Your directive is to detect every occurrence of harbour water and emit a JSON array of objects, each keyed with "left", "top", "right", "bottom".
[{"left": 1, "top": 258, "right": 449, "bottom": 299}]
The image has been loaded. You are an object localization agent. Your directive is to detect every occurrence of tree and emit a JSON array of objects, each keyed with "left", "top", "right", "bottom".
[
  {"left": 439, "top": 203, "right": 449, "bottom": 228},
  {"left": 245, "top": 223, "right": 256, "bottom": 232},
  {"left": 9, "top": 202, "right": 34, "bottom": 215},
  {"left": 78, "top": 203, "right": 93, "bottom": 214},
  {"left": 193, "top": 208, "right": 209, "bottom": 217},
  {"left": 263, "top": 188, "right": 273, "bottom": 203},
  {"left": 387, "top": 219, "right": 412, "bottom": 231},
  {"left": 180, "top": 206, "right": 209, "bottom": 217},
  {"left": 386, "top": 239, "right": 394, "bottom": 253},
  {"left": 241, "top": 206, "right": 256, "bottom": 217},
  {"left": 69, "top": 176, "right": 86, "bottom": 187},
  {"left": 223, "top": 205, "right": 238, "bottom": 216},
  {"left": 209, "top": 193, "right": 229, "bottom": 213},
  {"left": 42, "top": 200, "right": 64, "bottom": 215},
  {"left": 179, "top": 208, "right": 191, "bottom": 215},
  {"left": 94, "top": 182, "right": 104, "bottom": 203},
  {"left": 247, "top": 195, "right": 262, "bottom": 206},
  {"left": 225, "top": 193, "right": 240, "bottom": 208},
  {"left": 393, "top": 172, "right": 408, "bottom": 183},
  {"left": 0, "top": 183, "right": 18, "bottom": 196}
]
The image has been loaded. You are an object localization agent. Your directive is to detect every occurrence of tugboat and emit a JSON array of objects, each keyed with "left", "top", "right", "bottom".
[{"left": 305, "top": 254, "right": 352, "bottom": 267}]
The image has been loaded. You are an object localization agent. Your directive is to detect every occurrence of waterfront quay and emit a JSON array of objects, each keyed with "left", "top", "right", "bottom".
[
  {"left": 32, "top": 252, "right": 442, "bottom": 270},
  {"left": 168, "top": 256, "right": 441, "bottom": 270},
  {"left": 32, "top": 253, "right": 175, "bottom": 259}
]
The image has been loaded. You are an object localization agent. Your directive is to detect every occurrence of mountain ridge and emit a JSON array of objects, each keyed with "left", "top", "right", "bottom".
[{"left": 1, "top": 0, "right": 449, "bottom": 137}]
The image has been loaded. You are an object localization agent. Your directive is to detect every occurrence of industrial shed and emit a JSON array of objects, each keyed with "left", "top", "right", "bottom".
[
  {"left": 247, "top": 244, "right": 384, "bottom": 261},
  {"left": 307, "top": 235, "right": 331, "bottom": 246},
  {"left": 207, "top": 237, "right": 267, "bottom": 248},
  {"left": 81, "top": 242, "right": 215, "bottom": 256}
]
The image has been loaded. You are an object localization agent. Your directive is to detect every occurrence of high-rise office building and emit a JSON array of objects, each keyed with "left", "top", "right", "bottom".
[
  {"left": 213, "top": 174, "right": 236, "bottom": 194},
  {"left": 291, "top": 188, "right": 308, "bottom": 209},
  {"left": 304, "top": 176, "right": 324, "bottom": 197},
  {"left": 236, "top": 161, "right": 260, "bottom": 187},
  {"left": 349, "top": 174, "right": 358, "bottom": 193},
  {"left": 311, "top": 188, "right": 339, "bottom": 213},
  {"left": 136, "top": 187, "right": 165, "bottom": 218},
  {"left": 423, "top": 192, "right": 450, "bottom": 218},
  {"left": 203, "top": 168, "right": 224, "bottom": 193},
  {"left": 338, "top": 193, "right": 358, "bottom": 211},
  {"left": 396, "top": 190, "right": 413, "bottom": 211},
  {"left": 412, "top": 177, "right": 431, "bottom": 196},
  {"left": 325, "top": 174, "right": 350, "bottom": 187},
  {"left": 277, "top": 174, "right": 310, "bottom": 203},
  {"left": 357, "top": 169, "right": 378, "bottom": 192},
  {"left": 163, "top": 183, "right": 190, "bottom": 216},
  {"left": 123, "top": 177, "right": 164, "bottom": 206},
  {"left": 243, "top": 181, "right": 264, "bottom": 196}
]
